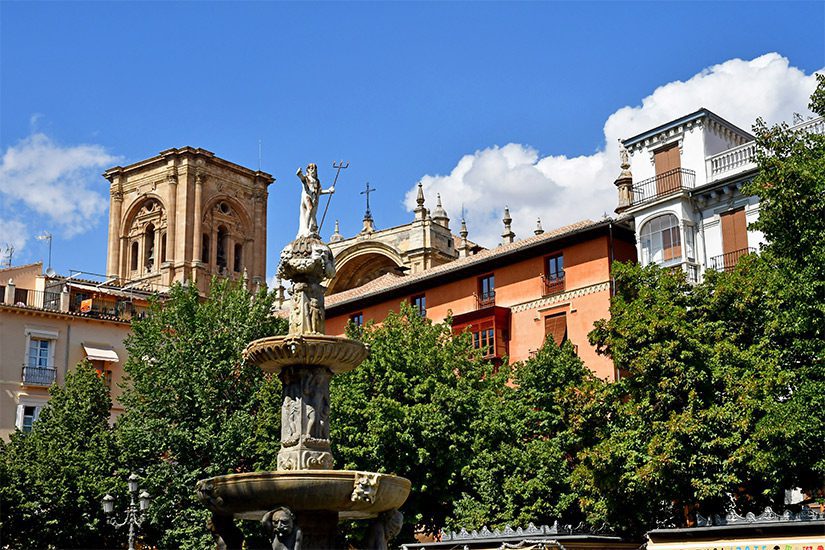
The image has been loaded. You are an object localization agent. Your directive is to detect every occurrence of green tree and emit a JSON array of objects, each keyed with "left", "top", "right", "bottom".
[
  {"left": 115, "top": 279, "right": 285, "bottom": 549},
  {"left": 452, "top": 339, "right": 594, "bottom": 530},
  {"left": 330, "top": 303, "right": 500, "bottom": 541},
  {"left": 0, "top": 362, "right": 118, "bottom": 549}
]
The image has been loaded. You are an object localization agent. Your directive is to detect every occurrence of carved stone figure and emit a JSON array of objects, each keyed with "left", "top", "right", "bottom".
[
  {"left": 262, "top": 506, "right": 303, "bottom": 550},
  {"left": 296, "top": 163, "right": 335, "bottom": 238},
  {"left": 351, "top": 472, "right": 380, "bottom": 503},
  {"left": 365, "top": 509, "right": 404, "bottom": 550}
]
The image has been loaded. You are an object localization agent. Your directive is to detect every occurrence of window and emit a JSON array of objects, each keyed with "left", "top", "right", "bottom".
[
  {"left": 130, "top": 241, "right": 139, "bottom": 271},
  {"left": 161, "top": 232, "right": 167, "bottom": 263},
  {"left": 90, "top": 360, "right": 113, "bottom": 388},
  {"left": 234, "top": 243, "right": 243, "bottom": 273},
  {"left": 202, "top": 234, "right": 210, "bottom": 263},
  {"left": 478, "top": 274, "right": 495, "bottom": 307},
  {"left": 544, "top": 312, "right": 567, "bottom": 346},
  {"left": 653, "top": 142, "right": 682, "bottom": 195},
  {"left": 544, "top": 254, "right": 565, "bottom": 295},
  {"left": 23, "top": 329, "right": 57, "bottom": 385},
  {"left": 17, "top": 404, "right": 42, "bottom": 432},
  {"left": 217, "top": 226, "right": 228, "bottom": 270},
  {"left": 144, "top": 223, "right": 156, "bottom": 271},
  {"left": 350, "top": 312, "right": 364, "bottom": 327},
  {"left": 411, "top": 294, "right": 426, "bottom": 317},
  {"left": 472, "top": 323, "right": 495, "bottom": 357},
  {"left": 640, "top": 214, "right": 682, "bottom": 266}
]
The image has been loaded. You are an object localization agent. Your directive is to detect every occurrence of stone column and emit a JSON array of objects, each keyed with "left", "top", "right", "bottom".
[
  {"left": 166, "top": 169, "right": 178, "bottom": 267},
  {"left": 277, "top": 365, "right": 334, "bottom": 471},
  {"left": 107, "top": 187, "right": 123, "bottom": 277},
  {"left": 4, "top": 280, "right": 15, "bottom": 305},
  {"left": 193, "top": 173, "right": 204, "bottom": 262},
  {"left": 227, "top": 236, "right": 235, "bottom": 277}
]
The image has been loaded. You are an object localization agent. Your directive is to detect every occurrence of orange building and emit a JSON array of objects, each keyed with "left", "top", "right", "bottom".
[{"left": 324, "top": 217, "right": 636, "bottom": 381}]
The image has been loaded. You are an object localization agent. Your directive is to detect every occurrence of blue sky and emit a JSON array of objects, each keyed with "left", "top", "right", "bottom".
[{"left": 1, "top": 1, "right": 823, "bottom": 283}]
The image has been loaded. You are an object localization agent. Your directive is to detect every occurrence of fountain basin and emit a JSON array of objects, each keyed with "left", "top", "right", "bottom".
[
  {"left": 197, "top": 470, "right": 410, "bottom": 520},
  {"left": 243, "top": 335, "right": 369, "bottom": 375}
]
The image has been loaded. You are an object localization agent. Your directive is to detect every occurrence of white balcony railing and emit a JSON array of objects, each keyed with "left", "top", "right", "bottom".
[{"left": 707, "top": 116, "right": 824, "bottom": 182}]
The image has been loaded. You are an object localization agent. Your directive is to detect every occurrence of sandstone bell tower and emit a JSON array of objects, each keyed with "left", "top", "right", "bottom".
[{"left": 104, "top": 147, "right": 274, "bottom": 294}]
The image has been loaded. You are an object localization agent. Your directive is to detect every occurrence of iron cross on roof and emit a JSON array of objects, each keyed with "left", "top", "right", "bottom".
[{"left": 360, "top": 182, "right": 376, "bottom": 217}]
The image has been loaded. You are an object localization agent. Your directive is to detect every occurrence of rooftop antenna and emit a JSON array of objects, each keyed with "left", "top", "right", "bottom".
[
  {"left": 36, "top": 231, "right": 52, "bottom": 270},
  {"left": 360, "top": 181, "right": 376, "bottom": 218},
  {"left": 318, "top": 160, "right": 349, "bottom": 232}
]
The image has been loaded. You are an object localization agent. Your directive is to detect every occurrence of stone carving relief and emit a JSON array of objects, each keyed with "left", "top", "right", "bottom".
[
  {"left": 365, "top": 509, "right": 404, "bottom": 550},
  {"left": 262, "top": 506, "right": 303, "bottom": 550},
  {"left": 351, "top": 473, "right": 380, "bottom": 503}
]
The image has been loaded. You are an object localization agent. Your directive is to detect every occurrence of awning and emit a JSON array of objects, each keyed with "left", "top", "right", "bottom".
[{"left": 82, "top": 343, "right": 120, "bottom": 363}]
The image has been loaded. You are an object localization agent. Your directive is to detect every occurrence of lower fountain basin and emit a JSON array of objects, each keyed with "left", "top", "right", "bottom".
[
  {"left": 243, "top": 335, "right": 369, "bottom": 374},
  {"left": 196, "top": 470, "right": 411, "bottom": 520}
]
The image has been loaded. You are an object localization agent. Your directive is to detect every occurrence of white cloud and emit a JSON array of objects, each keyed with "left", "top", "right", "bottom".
[
  {"left": 406, "top": 53, "right": 822, "bottom": 247},
  {"left": 0, "top": 132, "right": 120, "bottom": 238}
]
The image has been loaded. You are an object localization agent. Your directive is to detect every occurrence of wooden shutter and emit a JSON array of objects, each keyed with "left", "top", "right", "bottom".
[
  {"left": 654, "top": 143, "right": 682, "bottom": 195},
  {"left": 720, "top": 208, "right": 748, "bottom": 269},
  {"left": 544, "top": 313, "right": 567, "bottom": 346}
]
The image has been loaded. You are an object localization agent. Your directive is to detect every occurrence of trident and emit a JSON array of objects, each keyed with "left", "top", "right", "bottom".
[{"left": 319, "top": 160, "right": 349, "bottom": 232}]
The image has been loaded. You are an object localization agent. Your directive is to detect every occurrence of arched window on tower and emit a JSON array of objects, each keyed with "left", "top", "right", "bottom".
[
  {"left": 161, "top": 233, "right": 167, "bottom": 264},
  {"left": 234, "top": 243, "right": 243, "bottom": 273},
  {"left": 131, "top": 241, "right": 139, "bottom": 271},
  {"left": 144, "top": 224, "right": 156, "bottom": 272},
  {"left": 640, "top": 214, "right": 682, "bottom": 267},
  {"left": 217, "top": 226, "right": 228, "bottom": 271},
  {"left": 202, "top": 234, "right": 210, "bottom": 264}
]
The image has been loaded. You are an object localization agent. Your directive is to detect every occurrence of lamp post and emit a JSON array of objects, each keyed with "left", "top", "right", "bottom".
[{"left": 102, "top": 473, "right": 151, "bottom": 550}]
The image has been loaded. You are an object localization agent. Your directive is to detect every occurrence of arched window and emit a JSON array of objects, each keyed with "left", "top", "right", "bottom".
[
  {"left": 217, "top": 226, "right": 228, "bottom": 270},
  {"left": 640, "top": 214, "right": 682, "bottom": 266},
  {"left": 202, "top": 234, "right": 210, "bottom": 263},
  {"left": 144, "top": 224, "right": 156, "bottom": 271},
  {"left": 234, "top": 243, "right": 243, "bottom": 273},
  {"left": 160, "top": 233, "right": 167, "bottom": 264},
  {"left": 130, "top": 241, "right": 139, "bottom": 271}
]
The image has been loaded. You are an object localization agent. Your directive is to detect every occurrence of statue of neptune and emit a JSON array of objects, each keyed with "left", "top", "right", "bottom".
[{"left": 296, "top": 163, "right": 335, "bottom": 238}]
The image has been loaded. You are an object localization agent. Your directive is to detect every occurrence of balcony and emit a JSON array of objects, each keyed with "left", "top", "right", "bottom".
[
  {"left": 22, "top": 365, "right": 57, "bottom": 386},
  {"left": 475, "top": 291, "right": 495, "bottom": 309},
  {"left": 710, "top": 247, "right": 756, "bottom": 272},
  {"left": 542, "top": 272, "right": 566, "bottom": 296},
  {"left": 7, "top": 289, "right": 61, "bottom": 311},
  {"left": 631, "top": 168, "right": 696, "bottom": 207},
  {"left": 707, "top": 116, "right": 824, "bottom": 182}
]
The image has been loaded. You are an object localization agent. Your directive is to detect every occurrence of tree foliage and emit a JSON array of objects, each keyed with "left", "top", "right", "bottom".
[
  {"left": 330, "top": 303, "right": 501, "bottom": 540},
  {"left": 0, "top": 362, "right": 117, "bottom": 549},
  {"left": 115, "top": 278, "right": 285, "bottom": 548}
]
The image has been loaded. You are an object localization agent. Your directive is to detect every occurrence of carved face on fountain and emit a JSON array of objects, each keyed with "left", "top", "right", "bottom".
[{"left": 271, "top": 507, "right": 295, "bottom": 537}]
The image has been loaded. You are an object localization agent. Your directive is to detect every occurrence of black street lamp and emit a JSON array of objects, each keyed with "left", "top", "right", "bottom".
[{"left": 102, "top": 473, "right": 151, "bottom": 550}]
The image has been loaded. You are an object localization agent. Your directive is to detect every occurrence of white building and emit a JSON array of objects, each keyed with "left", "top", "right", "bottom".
[{"left": 614, "top": 108, "right": 824, "bottom": 281}]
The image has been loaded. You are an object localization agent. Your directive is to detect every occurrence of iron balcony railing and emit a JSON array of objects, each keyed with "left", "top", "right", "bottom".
[
  {"left": 631, "top": 168, "right": 696, "bottom": 206},
  {"left": 541, "top": 272, "right": 566, "bottom": 296},
  {"left": 710, "top": 247, "right": 756, "bottom": 272},
  {"left": 7, "top": 289, "right": 61, "bottom": 310},
  {"left": 22, "top": 365, "right": 57, "bottom": 386},
  {"left": 475, "top": 291, "right": 495, "bottom": 309}
]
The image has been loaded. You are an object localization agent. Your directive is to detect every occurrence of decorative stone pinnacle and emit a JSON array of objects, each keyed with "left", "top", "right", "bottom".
[
  {"left": 330, "top": 220, "right": 344, "bottom": 243},
  {"left": 501, "top": 206, "right": 515, "bottom": 244},
  {"left": 416, "top": 182, "right": 425, "bottom": 207},
  {"left": 460, "top": 218, "right": 468, "bottom": 239}
]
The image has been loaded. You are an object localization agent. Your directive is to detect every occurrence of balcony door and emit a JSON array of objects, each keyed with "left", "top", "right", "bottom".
[
  {"left": 654, "top": 143, "right": 681, "bottom": 195},
  {"left": 720, "top": 207, "right": 748, "bottom": 270}
]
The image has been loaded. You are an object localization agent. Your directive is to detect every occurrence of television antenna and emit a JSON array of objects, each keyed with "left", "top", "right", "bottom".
[
  {"left": 1, "top": 244, "right": 13, "bottom": 268},
  {"left": 36, "top": 231, "right": 53, "bottom": 270},
  {"left": 318, "top": 160, "right": 349, "bottom": 232}
]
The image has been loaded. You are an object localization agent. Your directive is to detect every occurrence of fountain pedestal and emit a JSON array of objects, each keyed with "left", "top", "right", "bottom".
[{"left": 197, "top": 165, "right": 410, "bottom": 550}]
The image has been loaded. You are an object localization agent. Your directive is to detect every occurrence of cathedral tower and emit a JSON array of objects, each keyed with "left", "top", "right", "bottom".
[{"left": 104, "top": 147, "right": 274, "bottom": 294}]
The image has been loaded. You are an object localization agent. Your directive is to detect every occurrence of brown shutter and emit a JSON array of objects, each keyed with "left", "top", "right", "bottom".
[
  {"left": 544, "top": 313, "right": 567, "bottom": 346},
  {"left": 721, "top": 208, "right": 748, "bottom": 269},
  {"left": 654, "top": 144, "right": 682, "bottom": 195}
]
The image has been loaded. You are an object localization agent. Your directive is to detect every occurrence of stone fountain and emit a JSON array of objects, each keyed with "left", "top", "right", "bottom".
[{"left": 197, "top": 163, "right": 410, "bottom": 549}]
